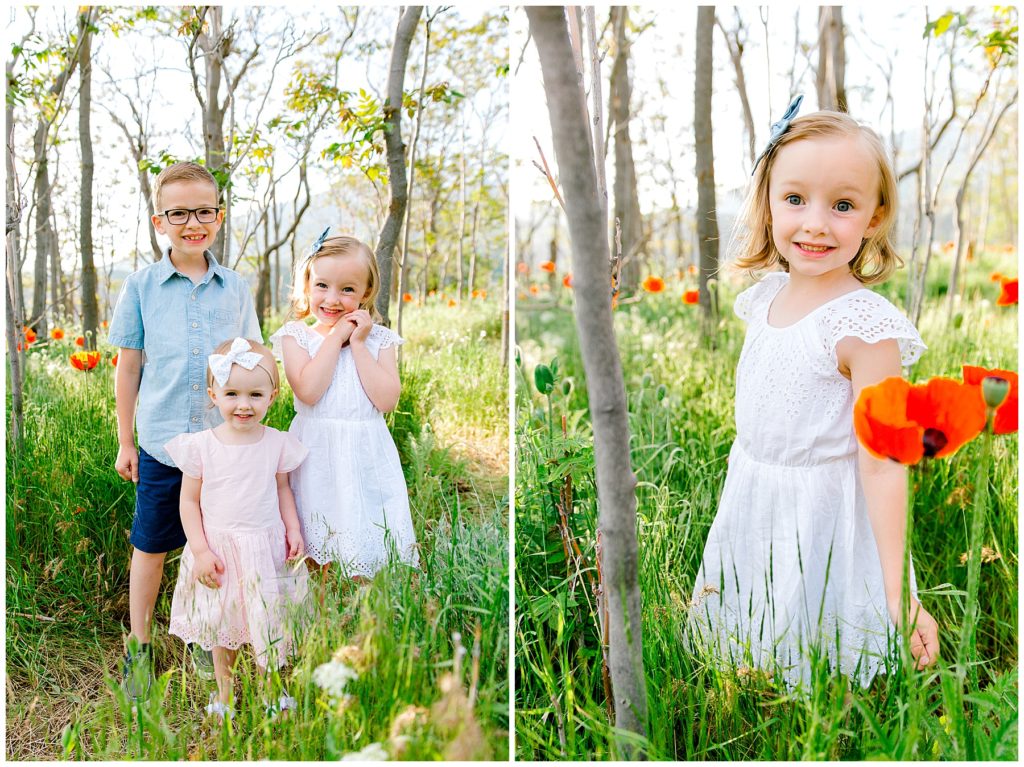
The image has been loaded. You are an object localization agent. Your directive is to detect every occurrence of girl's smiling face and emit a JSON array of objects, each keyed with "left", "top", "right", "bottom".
[
  {"left": 307, "top": 254, "right": 370, "bottom": 326},
  {"left": 208, "top": 363, "right": 277, "bottom": 433},
  {"left": 768, "top": 134, "right": 884, "bottom": 281}
]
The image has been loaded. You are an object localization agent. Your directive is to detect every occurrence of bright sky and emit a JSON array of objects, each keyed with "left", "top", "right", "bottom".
[{"left": 511, "top": 5, "right": 1008, "bottom": 224}]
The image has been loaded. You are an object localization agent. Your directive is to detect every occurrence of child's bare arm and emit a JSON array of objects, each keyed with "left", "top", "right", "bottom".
[
  {"left": 180, "top": 475, "right": 224, "bottom": 586},
  {"left": 277, "top": 472, "right": 304, "bottom": 559},
  {"left": 347, "top": 311, "right": 401, "bottom": 412},
  {"left": 114, "top": 348, "right": 144, "bottom": 482},
  {"left": 841, "top": 335, "right": 939, "bottom": 668},
  {"left": 280, "top": 324, "right": 352, "bottom": 406}
]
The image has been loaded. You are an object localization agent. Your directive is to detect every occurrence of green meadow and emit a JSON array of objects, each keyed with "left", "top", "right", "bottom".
[
  {"left": 6, "top": 301, "right": 509, "bottom": 760},
  {"left": 515, "top": 252, "right": 1017, "bottom": 760}
]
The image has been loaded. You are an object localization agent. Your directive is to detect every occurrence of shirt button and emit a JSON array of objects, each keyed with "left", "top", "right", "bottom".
[
  {"left": 191, "top": 416, "right": 198, "bottom": 423},
  {"left": 191, "top": 294, "right": 197, "bottom": 301},
  {"left": 192, "top": 348, "right": 199, "bottom": 355},
  {"left": 192, "top": 322, "right": 199, "bottom": 328},
  {"left": 192, "top": 384, "right": 200, "bottom": 391}
]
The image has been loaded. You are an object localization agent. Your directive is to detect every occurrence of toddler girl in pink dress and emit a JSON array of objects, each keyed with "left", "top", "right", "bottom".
[{"left": 165, "top": 337, "right": 310, "bottom": 720}]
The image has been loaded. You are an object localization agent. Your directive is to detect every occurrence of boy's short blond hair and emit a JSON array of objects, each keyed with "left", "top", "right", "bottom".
[
  {"left": 732, "top": 111, "right": 901, "bottom": 285},
  {"left": 206, "top": 338, "right": 280, "bottom": 390},
  {"left": 152, "top": 161, "right": 220, "bottom": 211},
  {"left": 290, "top": 235, "right": 382, "bottom": 322}
]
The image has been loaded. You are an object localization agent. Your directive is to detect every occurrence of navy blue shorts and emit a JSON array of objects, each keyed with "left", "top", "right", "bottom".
[{"left": 129, "top": 447, "right": 188, "bottom": 554}]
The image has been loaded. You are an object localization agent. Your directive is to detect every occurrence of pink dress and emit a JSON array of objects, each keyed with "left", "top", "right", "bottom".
[{"left": 165, "top": 426, "right": 310, "bottom": 668}]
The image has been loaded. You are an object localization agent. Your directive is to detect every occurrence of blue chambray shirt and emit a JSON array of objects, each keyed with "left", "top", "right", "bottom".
[{"left": 108, "top": 248, "right": 261, "bottom": 467}]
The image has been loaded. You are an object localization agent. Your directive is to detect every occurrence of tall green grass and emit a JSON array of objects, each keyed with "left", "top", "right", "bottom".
[
  {"left": 6, "top": 301, "right": 509, "bottom": 760},
  {"left": 515, "top": 253, "right": 1018, "bottom": 760}
]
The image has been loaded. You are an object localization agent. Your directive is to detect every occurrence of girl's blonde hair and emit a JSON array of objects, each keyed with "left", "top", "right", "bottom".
[
  {"left": 206, "top": 338, "right": 280, "bottom": 390},
  {"left": 290, "top": 234, "right": 382, "bottom": 322},
  {"left": 732, "top": 111, "right": 901, "bottom": 285}
]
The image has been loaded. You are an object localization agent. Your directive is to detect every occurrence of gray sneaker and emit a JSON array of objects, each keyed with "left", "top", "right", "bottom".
[
  {"left": 120, "top": 643, "right": 152, "bottom": 702},
  {"left": 190, "top": 644, "right": 216, "bottom": 681}
]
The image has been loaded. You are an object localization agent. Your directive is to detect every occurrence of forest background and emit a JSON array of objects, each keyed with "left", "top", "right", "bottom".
[
  {"left": 515, "top": 5, "right": 1018, "bottom": 760},
  {"left": 6, "top": 5, "right": 510, "bottom": 760}
]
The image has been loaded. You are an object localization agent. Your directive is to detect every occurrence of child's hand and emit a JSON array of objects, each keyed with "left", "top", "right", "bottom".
[
  {"left": 193, "top": 548, "right": 225, "bottom": 589},
  {"left": 326, "top": 316, "right": 355, "bottom": 345},
  {"left": 115, "top": 444, "right": 139, "bottom": 483},
  {"left": 346, "top": 309, "right": 373, "bottom": 345},
  {"left": 891, "top": 597, "right": 939, "bottom": 670},
  {"left": 285, "top": 525, "right": 304, "bottom": 560}
]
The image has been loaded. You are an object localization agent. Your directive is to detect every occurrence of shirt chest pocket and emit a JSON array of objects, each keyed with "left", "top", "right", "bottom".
[{"left": 209, "top": 308, "right": 239, "bottom": 327}]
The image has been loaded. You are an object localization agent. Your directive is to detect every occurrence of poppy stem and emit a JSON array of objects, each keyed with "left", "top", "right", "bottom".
[{"left": 957, "top": 428, "right": 992, "bottom": 695}]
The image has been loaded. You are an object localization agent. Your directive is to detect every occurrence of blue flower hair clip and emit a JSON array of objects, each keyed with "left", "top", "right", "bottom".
[
  {"left": 751, "top": 94, "right": 804, "bottom": 176},
  {"left": 310, "top": 226, "right": 331, "bottom": 256}
]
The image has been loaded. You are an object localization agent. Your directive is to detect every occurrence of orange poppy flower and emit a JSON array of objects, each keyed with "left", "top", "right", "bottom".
[
  {"left": 963, "top": 365, "right": 1018, "bottom": 434},
  {"left": 75, "top": 336, "right": 85, "bottom": 347},
  {"left": 101, "top": 320, "right": 109, "bottom": 328},
  {"left": 16, "top": 342, "right": 23, "bottom": 352},
  {"left": 854, "top": 376, "right": 986, "bottom": 464},
  {"left": 111, "top": 353, "right": 119, "bottom": 367},
  {"left": 402, "top": 292, "right": 413, "bottom": 303},
  {"left": 562, "top": 274, "right": 573, "bottom": 288},
  {"left": 70, "top": 351, "right": 101, "bottom": 371},
  {"left": 683, "top": 290, "right": 699, "bottom": 305},
  {"left": 1002, "top": 243, "right": 1016, "bottom": 253},
  {"left": 642, "top": 276, "right": 666, "bottom": 293},
  {"left": 611, "top": 290, "right": 620, "bottom": 310},
  {"left": 471, "top": 289, "right": 480, "bottom": 299},
  {"left": 50, "top": 328, "right": 65, "bottom": 340},
  {"left": 687, "top": 264, "right": 699, "bottom": 276},
  {"left": 428, "top": 290, "right": 436, "bottom": 297},
  {"left": 447, "top": 299, "right": 457, "bottom": 307},
  {"left": 996, "top": 277, "right": 1018, "bottom": 306},
  {"left": 516, "top": 262, "right": 529, "bottom": 275},
  {"left": 990, "top": 272, "right": 1003, "bottom": 282},
  {"left": 529, "top": 284, "right": 540, "bottom": 295},
  {"left": 24, "top": 328, "right": 37, "bottom": 344},
  {"left": 479, "top": 289, "right": 487, "bottom": 299},
  {"left": 539, "top": 260, "right": 556, "bottom": 274}
]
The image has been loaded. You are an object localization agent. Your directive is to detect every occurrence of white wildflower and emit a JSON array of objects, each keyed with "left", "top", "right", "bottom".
[
  {"left": 340, "top": 742, "right": 388, "bottom": 761},
  {"left": 312, "top": 659, "right": 358, "bottom": 700}
]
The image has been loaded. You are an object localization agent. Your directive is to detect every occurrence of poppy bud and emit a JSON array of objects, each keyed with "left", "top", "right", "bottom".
[
  {"left": 561, "top": 378, "right": 573, "bottom": 397},
  {"left": 641, "top": 373, "right": 653, "bottom": 389},
  {"left": 982, "top": 376, "right": 1010, "bottom": 409},
  {"left": 534, "top": 364, "right": 554, "bottom": 395},
  {"left": 656, "top": 384, "right": 667, "bottom": 401}
]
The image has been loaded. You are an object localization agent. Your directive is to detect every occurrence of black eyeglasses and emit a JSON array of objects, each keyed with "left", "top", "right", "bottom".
[{"left": 159, "top": 207, "right": 221, "bottom": 225}]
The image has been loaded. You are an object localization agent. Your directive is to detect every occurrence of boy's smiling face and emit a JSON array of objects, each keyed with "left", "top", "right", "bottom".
[{"left": 151, "top": 179, "right": 223, "bottom": 261}]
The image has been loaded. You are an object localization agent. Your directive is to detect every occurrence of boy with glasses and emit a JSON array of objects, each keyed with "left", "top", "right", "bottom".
[{"left": 107, "top": 161, "right": 261, "bottom": 702}]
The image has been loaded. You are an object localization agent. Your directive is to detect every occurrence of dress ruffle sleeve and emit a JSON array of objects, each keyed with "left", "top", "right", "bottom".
[
  {"left": 276, "top": 431, "right": 309, "bottom": 474},
  {"left": 365, "top": 324, "right": 405, "bottom": 357},
  {"left": 819, "top": 291, "right": 927, "bottom": 367},
  {"left": 734, "top": 272, "right": 786, "bottom": 322},
  {"left": 165, "top": 433, "right": 203, "bottom": 478},
  {"left": 269, "top": 321, "right": 313, "bottom": 360}
]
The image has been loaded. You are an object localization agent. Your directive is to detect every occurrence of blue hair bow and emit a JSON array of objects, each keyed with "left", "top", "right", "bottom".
[
  {"left": 310, "top": 226, "right": 331, "bottom": 255},
  {"left": 751, "top": 94, "right": 804, "bottom": 176}
]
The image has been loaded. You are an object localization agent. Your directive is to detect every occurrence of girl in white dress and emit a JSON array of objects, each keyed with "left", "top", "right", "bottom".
[
  {"left": 691, "top": 104, "right": 940, "bottom": 688},
  {"left": 270, "top": 230, "right": 418, "bottom": 580}
]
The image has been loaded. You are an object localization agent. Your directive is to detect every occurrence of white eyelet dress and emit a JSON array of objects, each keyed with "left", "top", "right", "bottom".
[
  {"left": 270, "top": 321, "right": 419, "bottom": 576},
  {"left": 690, "top": 272, "right": 926, "bottom": 688}
]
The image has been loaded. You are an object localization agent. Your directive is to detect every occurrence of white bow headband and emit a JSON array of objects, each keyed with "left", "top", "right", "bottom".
[{"left": 208, "top": 337, "right": 268, "bottom": 387}]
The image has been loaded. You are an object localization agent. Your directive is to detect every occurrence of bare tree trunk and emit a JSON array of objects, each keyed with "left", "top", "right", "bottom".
[
  {"left": 104, "top": 96, "right": 162, "bottom": 261},
  {"left": 947, "top": 92, "right": 1017, "bottom": 322},
  {"left": 695, "top": 7, "right": 720, "bottom": 343},
  {"left": 528, "top": 7, "right": 648, "bottom": 754},
  {"left": 609, "top": 7, "right": 643, "bottom": 294},
  {"left": 6, "top": 77, "right": 24, "bottom": 444},
  {"left": 397, "top": 9, "right": 433, "bottom": 342},
  {"left": 375, "top": 7, "right": 422, "bottom": 326},
  {"left": 816, "top": 7, "right": 847, "bottom": 112},
  {"left": 78, "top": 9, "right": 100, "bottom": 351},
  {"left": 716, "top": 10, "right": 757, "bottom": 167},
  {"left": 458, "top": 109, "right": 468, "bottom": 298}
]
